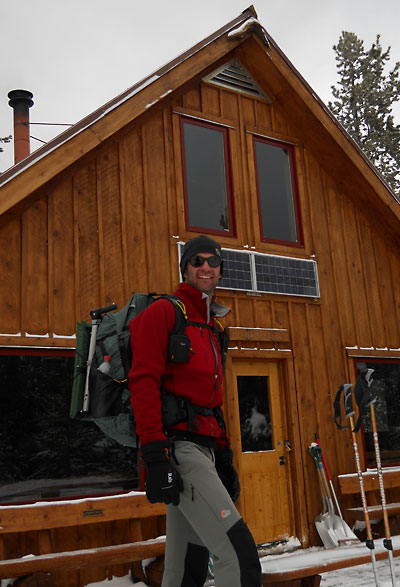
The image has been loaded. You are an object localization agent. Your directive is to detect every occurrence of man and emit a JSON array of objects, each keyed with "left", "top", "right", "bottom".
[{"left": 129, "top": 235, "right": 262, "bottom": 587}]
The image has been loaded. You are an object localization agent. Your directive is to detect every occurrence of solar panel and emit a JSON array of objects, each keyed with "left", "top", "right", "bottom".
[
  {"left": 178, "top": 243, "right": 319, "bottom": 298},
  {"left": 219, "top": 249, "right": 252, "bottom": 291},
  {"left": 254, "top": 254, "right": 319, "bottom": 297}
]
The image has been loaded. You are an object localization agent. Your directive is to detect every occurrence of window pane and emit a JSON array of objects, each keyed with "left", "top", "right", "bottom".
[
  {"left": 183, "top": 120, "right": 230, "bottom": 232},
  {"left": 237, "top": 375, "right": 273, "bottom": 452},
  {"left": 0, "top": 354, "right": 137, "bottom": 503},
  {"left": 357, "top": 361, "right": 400, "bottom": 466},
  {"left": 255, "top": 139, "right": 298, "bottom": 243}
]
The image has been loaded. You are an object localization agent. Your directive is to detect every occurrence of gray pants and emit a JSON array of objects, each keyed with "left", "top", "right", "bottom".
[{"left": 161, "top": 441, "right": 261, "bottom": 587}]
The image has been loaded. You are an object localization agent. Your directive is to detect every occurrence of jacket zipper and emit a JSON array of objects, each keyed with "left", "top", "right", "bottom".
[{"left": 209, "top": 329, "right": 219, "bottom": 397}]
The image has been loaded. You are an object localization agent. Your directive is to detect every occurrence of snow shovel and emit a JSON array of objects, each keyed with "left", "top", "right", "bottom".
[
  {"left": 309, "top": 445, "right": 358, "bottom": 548},
  {"left": 314, "top": 436, "right": 360, "bottom": 544}
]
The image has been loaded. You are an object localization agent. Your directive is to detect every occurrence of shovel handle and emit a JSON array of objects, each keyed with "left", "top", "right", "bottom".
[{"left": 315, "top": 437, "right": 332, "bottom": 482}]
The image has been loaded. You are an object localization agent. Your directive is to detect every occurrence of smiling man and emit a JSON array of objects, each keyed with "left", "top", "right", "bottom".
[
  {"left": 182, "top": 248, "right": 221, "bottom": 296},
  {"left": 129, "top": 235, "right": 261, "bottom": 587}
]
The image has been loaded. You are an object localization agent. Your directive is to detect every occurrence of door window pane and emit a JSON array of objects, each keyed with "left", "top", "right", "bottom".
[
  {"left": 357, "top": 361, "right": 400, "bottom": 466},
  {"left": 254, "top": 137, "right": 301, "bottom": 246},
  {"left": 237, "top": 375, "right": 273, "bottom": 452},
  {"left": 181, "top": 118, "right": 234, "bottom": 235}
]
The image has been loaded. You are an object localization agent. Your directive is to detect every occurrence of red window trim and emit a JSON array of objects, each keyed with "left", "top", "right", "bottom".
[
  {"left": 253, "top": 135, "right": 304, "bottom": 248},
  {"left": 180, "top": 116, "right": 236, "bottom": 237},
  {"left": 0, "top": 347, "right": 75, "bottom": 357}
]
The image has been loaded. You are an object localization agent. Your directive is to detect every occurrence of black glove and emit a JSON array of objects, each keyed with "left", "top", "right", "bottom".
[
  {"left": 215, "top": 446, "right": 240, "bottom": 502},
  {"left": 141, "top": 441, "right": 183, "bottom": 506}
]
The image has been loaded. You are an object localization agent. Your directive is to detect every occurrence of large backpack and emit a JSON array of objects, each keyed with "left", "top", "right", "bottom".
[{"left": 70, "top": 293, "right": 228, "bottom": 447}]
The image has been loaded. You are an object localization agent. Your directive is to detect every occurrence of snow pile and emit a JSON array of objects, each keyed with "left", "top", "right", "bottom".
[
  {"left": 3, "top": 535, "right": 400, "bottom": 586},
  {"left": 86, "top": 550, "right": 400, "bottom": 587}
]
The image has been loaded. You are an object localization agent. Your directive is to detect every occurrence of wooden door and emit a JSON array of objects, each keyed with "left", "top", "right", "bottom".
[{"left": 230, "top": 360, "right": 292, "bottom": 544}]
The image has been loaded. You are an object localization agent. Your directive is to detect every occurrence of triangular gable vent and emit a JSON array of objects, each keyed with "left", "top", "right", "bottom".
[{"left": 204, "top": 59, "right": 270, "bottom": 100}]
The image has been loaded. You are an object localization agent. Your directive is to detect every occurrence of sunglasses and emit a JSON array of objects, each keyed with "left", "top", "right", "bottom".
[{"left": 189, "top": 254, "right": 222, "bottom": 268}]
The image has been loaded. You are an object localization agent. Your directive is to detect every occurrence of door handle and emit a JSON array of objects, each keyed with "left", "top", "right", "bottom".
[{"left": 283, "top": 440, "right": 292, "bottom": 452}]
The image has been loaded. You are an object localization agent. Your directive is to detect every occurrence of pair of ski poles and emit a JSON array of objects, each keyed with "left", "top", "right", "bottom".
[{"left": 335, "top": 368, "right": 397, "bottom": 586}]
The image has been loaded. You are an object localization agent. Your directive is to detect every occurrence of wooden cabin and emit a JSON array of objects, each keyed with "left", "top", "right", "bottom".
[{"left": 1, "top": 5, "right": 400, "bottom": 584}]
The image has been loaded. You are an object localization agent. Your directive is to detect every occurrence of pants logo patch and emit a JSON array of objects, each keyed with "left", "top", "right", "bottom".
[{"left": 221, "top": 509, "right": 231, "bottom": 518}]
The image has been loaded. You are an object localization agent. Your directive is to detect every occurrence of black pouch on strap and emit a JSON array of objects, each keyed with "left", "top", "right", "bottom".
[{"left": 168, "top": 334, "right": 191, "bottom": 363}]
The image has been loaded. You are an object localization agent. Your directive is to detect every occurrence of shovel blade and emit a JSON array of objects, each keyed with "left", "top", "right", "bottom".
[
  {"left": 315, "top": 511, "right": 359, "bottom": 548},
  {"left": 330, "top": 513, "right": 359, "bottom": 545},
  {"left": 315, "top": 513, "right": 339, "bottom": 548}
]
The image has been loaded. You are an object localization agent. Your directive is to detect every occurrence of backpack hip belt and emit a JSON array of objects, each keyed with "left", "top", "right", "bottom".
[{"left": 161, "top": 391, "right": 224, "bottom": 432}]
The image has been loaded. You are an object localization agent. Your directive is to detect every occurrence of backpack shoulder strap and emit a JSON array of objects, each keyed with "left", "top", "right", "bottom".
[
  {"left": 212, "top": 318, "right": 229, "bottom": 374},
  {"left": 113, "top": 294, "right": 137, "bottom": 334},
  {"left": 155, "top": 295, "right": 229, "bottom": 371},
  {"left": 156, "top": 294, "right": 188, "bottom": 334}
]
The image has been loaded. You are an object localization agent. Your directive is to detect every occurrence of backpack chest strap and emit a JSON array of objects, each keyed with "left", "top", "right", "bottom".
[{"left": 186, "top": 319, "right": 221, "bottom": 335}]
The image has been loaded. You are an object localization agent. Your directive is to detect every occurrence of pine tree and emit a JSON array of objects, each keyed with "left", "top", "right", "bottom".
[{"left": 329, "top": 32, "right": 400, "bottom": 194}]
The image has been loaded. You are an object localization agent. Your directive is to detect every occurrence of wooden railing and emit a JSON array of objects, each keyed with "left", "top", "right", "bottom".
[
  {"left": 0, "top": 492, "right": 166, "bottom": 585},
  {"left": 338, "top": 468, "right": 400, "bottom": 522}
]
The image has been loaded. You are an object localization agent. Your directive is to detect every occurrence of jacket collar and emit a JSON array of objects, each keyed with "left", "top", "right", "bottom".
[{"left": 175, "top": 283, "right": 230, "bottom": 323}]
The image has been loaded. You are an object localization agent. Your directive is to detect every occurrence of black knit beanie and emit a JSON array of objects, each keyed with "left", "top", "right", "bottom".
[{"left": 180, "top": 235, "right": 223, "bottom": 278}]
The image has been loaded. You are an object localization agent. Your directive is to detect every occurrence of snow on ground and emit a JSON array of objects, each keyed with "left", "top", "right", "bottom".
[
  {"left": 2, "top": 562, "right": 400, "bottom": 586},
  {"left": 2, "top": 537, "right": 400, "bottom": 586},
  {"left": 258, "top": 537, "right": 400, "bottom": 586},
  {"left": 320, "top": 556, "right": 400, "bottom": 586},
  {"left": 83, "top": 555, "right": 400, "bottom": 586},
  {"left": 74, "top": 554, "right": 400, "bottom": 586},
  {"left": 83, "top": 536, "right": 400, "bottom": 587}
]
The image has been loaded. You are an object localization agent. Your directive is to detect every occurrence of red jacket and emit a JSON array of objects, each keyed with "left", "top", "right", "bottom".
[{"left": 128, "top": 283, "right": 230, "bottom": 448}]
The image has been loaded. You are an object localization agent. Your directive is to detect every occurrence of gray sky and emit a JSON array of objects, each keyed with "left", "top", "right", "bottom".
[{"left": 1, "top": 0, "right": 399, "bottom": 173}]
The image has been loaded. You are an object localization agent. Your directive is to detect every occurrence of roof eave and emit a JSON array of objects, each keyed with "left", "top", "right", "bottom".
[
  {"left": 1, "top": 8, "right": 398, "bottom": 227},
  {"left": 0, "top": 7, "right": 257, "bottom": 195}
]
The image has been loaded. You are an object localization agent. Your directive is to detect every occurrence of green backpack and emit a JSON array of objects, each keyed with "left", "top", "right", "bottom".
[
  {"left": 70, "top": 293, "right": 229, "bottom": 448},
  {"left": 70, "top": 293, "right": 187, "bottom": 447}
]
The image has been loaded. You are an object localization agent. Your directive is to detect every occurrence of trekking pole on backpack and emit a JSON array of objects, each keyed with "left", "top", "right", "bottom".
[
  {"left": 355, "top": 367, "right": 397, "bottom": 587},
  {"left": 336, "top": 383, "right": 381, "bottom": 586},
  {"left": 82, "top": 303, "right": 117, "bottom": 413}
]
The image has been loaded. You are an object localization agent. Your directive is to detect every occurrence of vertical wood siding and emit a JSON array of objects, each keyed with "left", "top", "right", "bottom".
[
  {"left": 1, "top": 76, "right": 400, "bottom": 551},
  {"left": 51, "top": 180, "right": 75, "bottom": 336},
  {"left": 22, "top": 199, "right": 49, "bottom": 335},
  {"left": 0, "top": 216, "right": 21, "bottom": 334}
]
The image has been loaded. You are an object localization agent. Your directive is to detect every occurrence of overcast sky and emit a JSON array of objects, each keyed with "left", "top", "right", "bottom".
[{"left": 1, "top": 0, "right": 399, "bottom": 173}]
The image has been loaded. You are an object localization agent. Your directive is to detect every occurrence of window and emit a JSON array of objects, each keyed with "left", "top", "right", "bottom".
[
  {"left": 180, "top": 117, "right": 235, "bottom": 236},
  {"left": 0, "top": 349, "right": 137, "bottom": 504},
  {"left": 237, "top": 375, "right": 273, "bottom": 452},
  {"left": 253, "top": 135, "right": 303, "bottom": 246},
  {"left": 355, "top": 360, "right": 400, "bottom": 467}
]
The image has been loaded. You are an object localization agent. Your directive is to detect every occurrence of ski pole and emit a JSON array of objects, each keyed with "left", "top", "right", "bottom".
[
  {"left": 357, "top": 368, "right": 397, "bottom": 586},
  {"left": 342, "top": 383, "right": 381, "bottom": 586}
]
